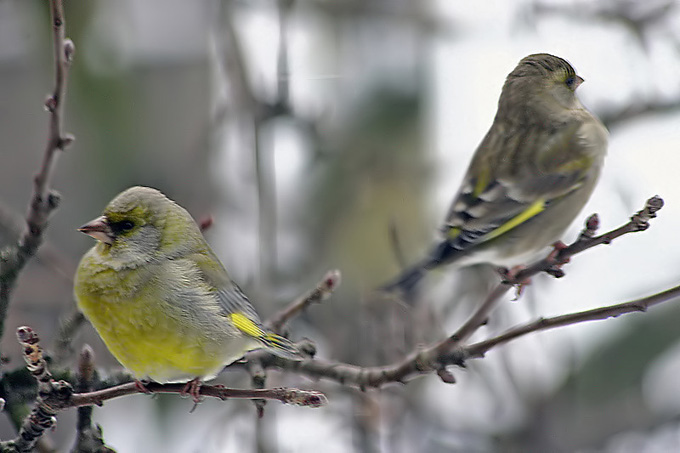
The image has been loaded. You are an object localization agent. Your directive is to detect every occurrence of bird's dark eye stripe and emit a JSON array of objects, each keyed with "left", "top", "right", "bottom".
[{"left": 110, "top": 220, "right": 135, "bottom": 233}]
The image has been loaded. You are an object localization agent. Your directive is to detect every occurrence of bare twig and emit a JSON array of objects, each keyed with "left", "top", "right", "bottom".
[
  {"left": 266, "top": 269, "right": 341, "bottom": 333},
  {"left": 246, "top": 357, "right": 268, "bottom": 419},
  {"left": 8, "top": 326, "right": 61, "bottom": 452},
  {"left": 72, "top": 345, "right": 114, "bottom": 453},
  {"left": 513, "top": 195, "right": 663, "bottom": 281},
  {"left": 0, "top": 201, "right": 75, "bottom": 285},
  {"left": 68, "top": 381, "right": 327, "bottom": 409},
  {"left": 243, "top": 197, "right": 670, "bottom": 388},
  {"left": 466, "top": 282, "right": 680, "bottom": 358},
  {"left": 0, "top": 0, "right": 74, "bottom": 345},
  {"left": 441, "top": 195, "right": 664, "bottom": 349},
  {"left": 2, "top": 327, "right": 326, "bottom": 453},
  {"left": 254, "top": 281, "right": 680, "bottom": 389}
]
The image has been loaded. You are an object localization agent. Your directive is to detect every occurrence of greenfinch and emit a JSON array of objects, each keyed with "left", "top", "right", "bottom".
[
  {"left": 386, "top": 53, "right": 608, "bottom": 293},
  {"left": 74, "top": 186, "right": 300, "bottom": 393}
]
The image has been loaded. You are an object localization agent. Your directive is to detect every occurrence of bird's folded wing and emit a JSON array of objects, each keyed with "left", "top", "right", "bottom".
[{"left": 443, "top": 121, "right": 594, "bottom": 251}]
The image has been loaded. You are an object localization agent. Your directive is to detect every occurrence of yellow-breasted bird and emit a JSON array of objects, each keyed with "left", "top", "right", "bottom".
[
  {"left": 384, "top": 53, "right": 608, "bottom": 294},
  {"left": 74, "top": 186, "right": 300, "bottom": 398}
]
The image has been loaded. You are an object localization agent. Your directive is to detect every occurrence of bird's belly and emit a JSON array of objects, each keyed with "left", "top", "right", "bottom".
[{"left": 78, "top": 291, "right": 254, "bottom": 383}]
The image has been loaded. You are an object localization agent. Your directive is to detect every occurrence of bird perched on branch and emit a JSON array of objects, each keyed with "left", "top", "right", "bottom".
[
  {"left": 384, "top": 53, "right": 608, "bottom": 296},
  {"left": 74, "top": 186, "right": 300, "bottom": 400}
]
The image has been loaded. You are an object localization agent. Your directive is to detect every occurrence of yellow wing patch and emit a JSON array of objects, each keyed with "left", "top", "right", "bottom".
[
  {"left": 473, "top": 167, "right": 491, "bottom": 197},
  {"left": 482, "top": 198, "right": 546, "bottom": 241},
  {"left": 447, "top": 226, "right": 462, "bottom": 240},
  {"left": 230, "top": 313, "right": 302, "bottom": 359},
  {"left": 230, "top": 312, "right": 265, "bottom": 339}
]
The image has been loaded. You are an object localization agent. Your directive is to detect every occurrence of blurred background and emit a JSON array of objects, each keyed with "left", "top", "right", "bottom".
[{"left": 1, "top": 0, "right": 680, "bottom": 451}]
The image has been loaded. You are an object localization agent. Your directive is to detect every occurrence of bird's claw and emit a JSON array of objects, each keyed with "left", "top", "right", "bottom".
[
  {"left": 497, "top": 265, "right": 531, "bottom": 300},
  {"left": 134, "top": 379, "right": 152, "bottom": 394},
  {"left": 181, "top": 377, "right": 204, "bottom": 407},
  {"left": 545, "top": 241, "right": 569, "bottom": 278}
]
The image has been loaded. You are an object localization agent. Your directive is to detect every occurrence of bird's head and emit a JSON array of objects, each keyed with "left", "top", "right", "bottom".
[
  {"left": 78, "top": 186, "right": 202, "bottom": 264},
  {"left": 498, "top": 53, "right": 584, "bottom": 121}
]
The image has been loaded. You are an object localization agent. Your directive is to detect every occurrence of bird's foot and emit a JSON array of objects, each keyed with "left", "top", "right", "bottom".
[
  {"left": 547, "top": 241, "right": 569, "bottom": 263},
  {"left": 545, "top": 241, "right": 570, "bottom": 278},
  {"left": 497, "top": 265, "right": 531, "bottom": 300},
  {"left": 181, "top": 377, "right": 204, "bottom": 409},
  {"left": 134, "top": 379, "right": 152, "bottom": 394}
]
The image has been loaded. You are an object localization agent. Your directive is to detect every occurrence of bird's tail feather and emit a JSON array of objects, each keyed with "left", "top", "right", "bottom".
[
  {"left": 259, "top": 333, "right": 303, "bottom": 360},
  {"left": 381, "top": 263, "right": 428, "bottom": 296},
  {"left": 230, "top": 312, "right": 302, "bottom": 360},
  {"left": 381, "top": 241, "right": 462, "bottom": 301}
]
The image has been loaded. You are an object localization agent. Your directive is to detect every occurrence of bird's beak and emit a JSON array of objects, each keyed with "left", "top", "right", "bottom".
[
  {"left": 574, "top": 75, "right": 585, "bottom": 89},
  {"left": 78, "top": 216, "right": 114, "bottom": 245}
]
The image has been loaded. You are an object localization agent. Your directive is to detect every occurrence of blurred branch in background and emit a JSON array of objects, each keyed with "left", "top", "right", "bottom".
[
  {"left": 530, "top": 0, "right": 680, "bottom": 129},
  {"left": 0, "top": 0, "right": 73, "bottom": 349},
  {"left": 266, "top": 269, "right": 341, "bottom": 334},
  {"left": 0, "top": 1, "right": 77, "bottom": 449},
  {"left": 599, "top": 97, "right": 680, "bottom": 129},
  {"left": 531, "top": 0, "right": 678, "bottom": 50},
  {"left": 215, "top": 0, "right": 296, "bottom": 300},
  {"left": 0, "top": 200, "right": 75, "bottom": 286}
]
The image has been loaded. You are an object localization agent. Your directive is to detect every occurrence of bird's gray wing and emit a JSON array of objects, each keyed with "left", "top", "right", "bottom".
[{"left": 442, "top": 121, "right": 598, "bottom": 251}]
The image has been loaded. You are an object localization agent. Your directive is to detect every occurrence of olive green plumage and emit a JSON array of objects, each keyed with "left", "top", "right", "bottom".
[
  {"left": 74, "top": 186, "right": 300, "bottom": 384},
  {"left": 386, "top": 54, "right": 608, "bottom": 293}
]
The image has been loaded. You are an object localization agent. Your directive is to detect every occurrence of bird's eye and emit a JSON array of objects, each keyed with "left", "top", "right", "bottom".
[
  {"left": 565, "top": 76, "right": 575, "bottom": 88},
  {"left": 110, "top": 220, "right": 135, "bottom": 234}
]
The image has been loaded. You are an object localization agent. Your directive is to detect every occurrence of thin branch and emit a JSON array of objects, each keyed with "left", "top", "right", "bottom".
[
  {"left": 266, "top": 269, "right": 341, "bottom": 333},
  {"left": 69, "top": 382, "right": 327, "bottom": 408},
  {"left": 466, "top": 283, "right": 680, "bottom": 358},
  {"left": 244, "top": 197, "right": 669, "bottom": 388},
  {"left": 249, "top": 267, "right": 339, "bottom": 425},
  {"left": 0, "top": 0, "right": 74, "bottom": 346},
  {"left": 9, "top": 327, "right": 61, "bottom": 452},
  {"left": 71, "top": 345, "right": 114, "bottom": 453},
  {"left": 513, "top": 195, "right": 664, "bottom": 281},
  {"left": 0, "top": 201, "right": 75, "bottom": 284},
  {"left": 440, "top": 195, "right": 664, "bottom": 350},
  {"left": 256, "top": 281, "right": 680, "bottom": 389},
  {"left": 2, "top": 327, "right": 326, "bottom": 452}
]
